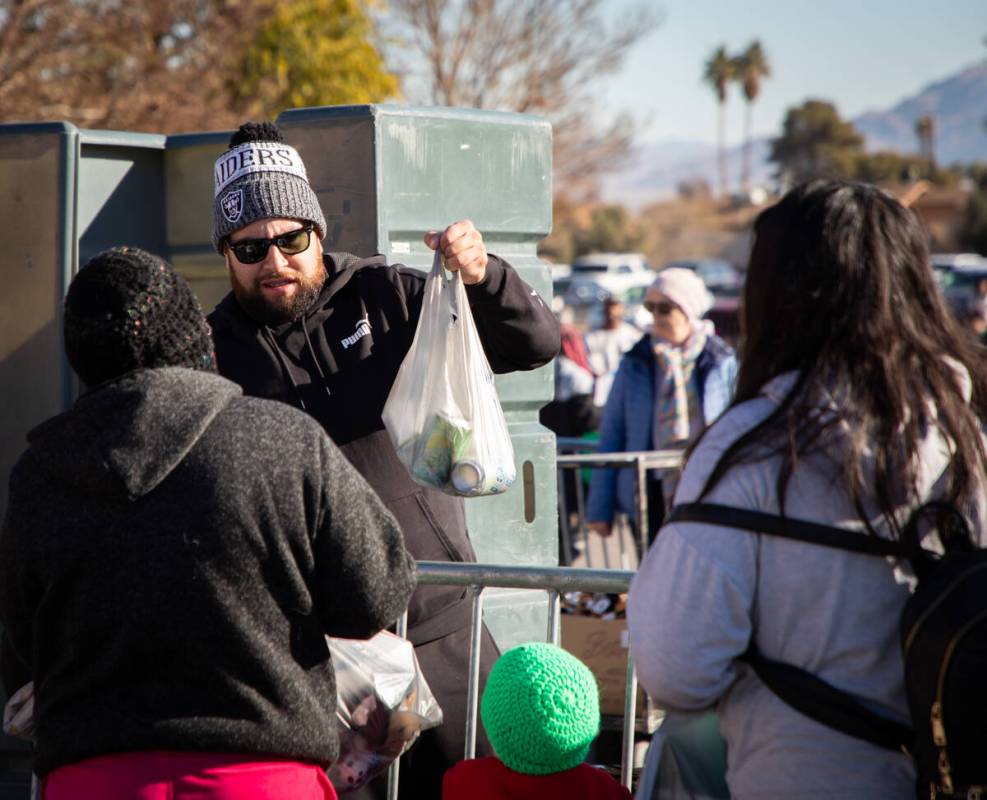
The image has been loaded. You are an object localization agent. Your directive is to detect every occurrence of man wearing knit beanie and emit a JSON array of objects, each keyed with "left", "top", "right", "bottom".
[
  {"left": 207, "top": 120, "right": 561, "bottom": 799},
  {"left": 442, "top": 643, "right": 631, "bottom": 799},
  {"left": 1, "top": 247, "right": 415, "bottom": 799}
]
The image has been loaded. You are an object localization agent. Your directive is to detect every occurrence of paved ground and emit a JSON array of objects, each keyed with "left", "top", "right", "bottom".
[{"left": 564, "top": 514, "right": 642, "bottom": 571}]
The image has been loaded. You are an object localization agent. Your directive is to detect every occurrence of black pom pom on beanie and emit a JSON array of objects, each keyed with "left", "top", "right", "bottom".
[
  {"left": 229, "top": 120, "right": 284, "bottom": 147},
  {"left": 64, "top": 247, "right": 216, "bottom": 387}
]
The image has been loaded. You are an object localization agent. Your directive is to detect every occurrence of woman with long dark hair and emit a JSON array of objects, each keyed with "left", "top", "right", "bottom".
[{"left": 627, "top": 180, "right": 987, "bottom": 798}]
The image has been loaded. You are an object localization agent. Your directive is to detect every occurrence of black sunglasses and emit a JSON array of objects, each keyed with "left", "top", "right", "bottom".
[
  {"left": 644, "top": 300, "right": 678, "bottom": 316},
  {"left": 226, "top": 225, "right": 314, "bottom": 264}
]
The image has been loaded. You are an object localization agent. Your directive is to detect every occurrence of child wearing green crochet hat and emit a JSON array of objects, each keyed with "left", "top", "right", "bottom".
[{"left": 442, "top": 642, "right": 631, "bottom": 799}]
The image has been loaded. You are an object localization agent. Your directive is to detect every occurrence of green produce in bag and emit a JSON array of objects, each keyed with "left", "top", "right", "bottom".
[{"left": 383, "top": 249, "right": 516, "bottom": 497}]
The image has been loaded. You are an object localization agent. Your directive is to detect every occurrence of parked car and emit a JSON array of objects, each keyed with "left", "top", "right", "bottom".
[
  {"left": 661, "top": 258, "right": 742, "bottom": 297},
  {"left": 941, "top": 263, "right": 987, "bottom": 318},
  {"left": 570, "top": 252, "right": 655, "bottom": 297},
  {"left": 931, "top": 253, "right": 987, "bottom": 290},
  {"left": 549, "top": 263, "right": 572, "bottom": 314},
  {"left": 563, "top": 277, "right": 612, "bottom": 309}
]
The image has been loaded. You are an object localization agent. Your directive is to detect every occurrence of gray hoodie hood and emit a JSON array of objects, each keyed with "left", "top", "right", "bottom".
[{"left": 27, "top": 367, "right": 241, "bottom": 501}]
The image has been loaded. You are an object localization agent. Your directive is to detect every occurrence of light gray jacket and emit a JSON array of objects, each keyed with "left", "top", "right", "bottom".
[{"left": 628, "top": 372, "right": 985, "bottom": 799}]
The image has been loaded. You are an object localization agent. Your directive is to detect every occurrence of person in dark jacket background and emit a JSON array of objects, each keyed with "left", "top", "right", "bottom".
[
  {"left": 206, "top": 121, "right": 561, "bottom": 798},
  {"left": 0, "top": 247, "right": 416, "bottom": 800}
]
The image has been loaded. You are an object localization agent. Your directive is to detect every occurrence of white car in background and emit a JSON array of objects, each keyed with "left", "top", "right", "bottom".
[{"left": 569, "top": 252, "right": 655, "bottom": 297}]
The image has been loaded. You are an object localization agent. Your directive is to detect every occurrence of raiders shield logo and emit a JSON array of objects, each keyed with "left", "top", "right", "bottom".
[{"left": 221, "top": 189, "right": 244, "bottom": 223}]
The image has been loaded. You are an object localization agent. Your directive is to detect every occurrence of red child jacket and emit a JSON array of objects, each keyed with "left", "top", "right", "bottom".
[{"left": 442, "top": 757, "right": 633, "bottom": 800}]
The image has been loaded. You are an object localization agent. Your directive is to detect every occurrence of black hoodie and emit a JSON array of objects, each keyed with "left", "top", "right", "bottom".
[
  {"left": 207, "top": 253, "right": 560, "bottom": 642},
  {"left": 0, "top": 368, "right": 416, "bottom": 776}
]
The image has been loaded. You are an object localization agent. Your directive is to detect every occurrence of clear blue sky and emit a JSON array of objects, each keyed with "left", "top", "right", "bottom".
[{"left": 604, "top": 0, "right": 986, "bottom": 144}]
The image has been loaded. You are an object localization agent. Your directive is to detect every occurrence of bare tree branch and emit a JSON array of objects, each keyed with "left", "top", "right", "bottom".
[{"left": 382, "top": 0, "right": 659, "bottom": 200}]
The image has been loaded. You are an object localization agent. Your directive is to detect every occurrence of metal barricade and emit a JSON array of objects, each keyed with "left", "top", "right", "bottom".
[
  {"left": 386, "top": 561, "right": 641, "bottom": 798},
  {"left": 555, "top": 443, "right": 683, "bottom": 569}
]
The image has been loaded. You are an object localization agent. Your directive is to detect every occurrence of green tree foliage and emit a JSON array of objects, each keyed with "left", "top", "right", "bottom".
[
  {"left": 853, "top": 151, "right": 928, "bottom": 184},
  {"left": 572, "top": 205, "right": 643, "bottom": 257},
  {"left": 235, "top": 0, "right": 399, "bottom": 118},
  {"left": 770, "top": 100, "right": 864, "bottom": 185}
]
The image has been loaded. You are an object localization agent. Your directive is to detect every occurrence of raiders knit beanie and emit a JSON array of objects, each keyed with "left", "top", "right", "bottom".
[
  {"left": 64, "top": 247, "right": 216, "bottom": 387},
  {"left": 480, "top": 642, "right": 600, "bottom": 775},
  {"left": 212, "top": 121, "right": 328, "bottom": 252}
]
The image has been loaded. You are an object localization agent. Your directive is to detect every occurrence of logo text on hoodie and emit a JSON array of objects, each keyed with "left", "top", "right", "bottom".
[{"left": 341, "top": 318, "right": 372, "bottom": 350}]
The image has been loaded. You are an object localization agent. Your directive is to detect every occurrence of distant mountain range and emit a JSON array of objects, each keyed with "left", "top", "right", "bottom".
[{"left": 601, "top": 62, "right": 987, "bottom": 209}]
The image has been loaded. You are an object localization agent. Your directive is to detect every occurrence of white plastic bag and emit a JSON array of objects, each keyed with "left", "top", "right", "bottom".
[
  {"left": 383, "top": 249, "right": 516, "bottom": 497},
  {"left": 2, "top": 681, "right": 34, "bottom": 740},
  {"left": 327, "top": 631, "right": 443, "bottom": 793}
]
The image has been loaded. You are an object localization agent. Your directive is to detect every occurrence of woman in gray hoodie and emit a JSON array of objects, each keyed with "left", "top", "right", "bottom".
[{"left": 627, "top": 181, "right": 987, "bottom": 799}]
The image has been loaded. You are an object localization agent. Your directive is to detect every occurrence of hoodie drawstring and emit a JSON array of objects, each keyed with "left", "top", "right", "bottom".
[
  {"left": 302, "top": 325, "right": 332, "bottom": 399},
  {"left": 261, "top": 324, "right": 333, "bottom": 413},
  {"left": 262, "top": 326, "right": 309, "bottom": 411}
]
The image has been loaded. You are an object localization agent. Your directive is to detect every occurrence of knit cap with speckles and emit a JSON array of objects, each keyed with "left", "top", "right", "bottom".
[
  {"left": 64, "top": 246, "right": 216, "bottom": 387},
  {"left": 480, "top": 642, "right": 601, "bottom": 775}
]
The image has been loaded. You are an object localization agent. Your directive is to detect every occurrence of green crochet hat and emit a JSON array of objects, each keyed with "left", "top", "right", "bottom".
[{"left": 481, "top": 642, "right": 600, "bottom": 775}]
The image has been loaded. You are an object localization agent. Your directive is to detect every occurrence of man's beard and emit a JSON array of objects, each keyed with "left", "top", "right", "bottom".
[{"left": 232, "top": 263, "right": 327, "bottom": 326}]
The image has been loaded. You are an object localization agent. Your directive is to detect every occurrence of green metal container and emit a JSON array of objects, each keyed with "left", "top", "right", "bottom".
[{"left": 275, "top": 105, "right": 558, "bottom": 650}]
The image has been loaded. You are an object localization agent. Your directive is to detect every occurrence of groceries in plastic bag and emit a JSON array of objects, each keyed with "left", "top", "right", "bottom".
[
  {"left": 382, "top": 248, "right": 516, "bottom": 497},
  {"left": 2, "top": 681, "right": 34, "bottom": 740},
  {"left": 327, "top": 631, "right": 443, "bottom": 793}
]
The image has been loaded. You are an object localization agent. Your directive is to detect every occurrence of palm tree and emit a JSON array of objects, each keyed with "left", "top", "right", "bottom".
[
  {"left": 704, "top": 45, "right": 735, "bottom": 199},
  {"left": 734, "top": 41, "right": 771, "bottom": 195},
  {"left": 915, "top": 114, "right": 936, "bottom": 175}
]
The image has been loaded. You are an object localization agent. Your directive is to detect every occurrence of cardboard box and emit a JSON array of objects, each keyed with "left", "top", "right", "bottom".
[{"left": 560, "top": 614, "right": 649, "bottom": 718}]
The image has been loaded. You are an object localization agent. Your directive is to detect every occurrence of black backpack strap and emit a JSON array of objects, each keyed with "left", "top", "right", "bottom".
[
  {"left": 744, "top": 645, "right": 913, "bottom": 752},
  {"left": 665, "top": 501, "right": 914, "bottom": 752},
  {"left": 667, "top": 503, "right": 905, "bottom": 557}
]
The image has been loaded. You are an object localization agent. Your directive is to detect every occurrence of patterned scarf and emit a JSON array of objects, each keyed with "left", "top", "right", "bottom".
[{"left": 652, "top": 323, "right": 711, "bottom": 450}]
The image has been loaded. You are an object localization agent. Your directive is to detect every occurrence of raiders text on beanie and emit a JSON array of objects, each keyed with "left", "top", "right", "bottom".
[
  {"left": 64, "top": 247, "right": 215, "bottom": 387},
  {"left": 212, "top": 121, "right": 328, "bottom": 252},
  {"left": 480, "top": 642, "right": 600, "bottom": 776}
]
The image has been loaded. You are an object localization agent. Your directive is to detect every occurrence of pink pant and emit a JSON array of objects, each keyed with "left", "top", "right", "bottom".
[{"left": 43, "top": 751, "right": 338, "bottom": 800}]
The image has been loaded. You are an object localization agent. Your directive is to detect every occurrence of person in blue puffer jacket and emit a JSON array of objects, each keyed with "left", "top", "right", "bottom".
[{"left": 586, "top": 268, "right": 737, "bottom": 545}]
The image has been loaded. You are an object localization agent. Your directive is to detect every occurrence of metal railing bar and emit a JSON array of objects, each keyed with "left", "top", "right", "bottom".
[
  {"left": 464, "top": 585, "right": 485, "bottom": 760},
  {"left": 556, "top": 451, "right": 682, "bottom": 468},
  {"left": 621, "top": 656, "right": 639, "bottom": 788},
  {"left": 414, "top": 562, "right": 635, "bottom": 593},
  {"left": 386, "top": 610, "right": 410, "bottom": 800},
  {"left": 414, "top": 562, "right": 639, "bottom": 791},
  {"left": 617, "top": 514, "right": 631, "bottom": 570},
  {"left": 547, "top": 589, "right": 561, "bottom": 645},
  {"left": 555, "top": 436, "right": 599, "bottom": 451},
  {"left": 557, "top": 469, "right": 574, "bottom": 565},
  {"left": 575, "top": 476, "right": 592, "bottom": 566},
  {"left": 634, "top": 460, "right": 649, "bottom": 559}
]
